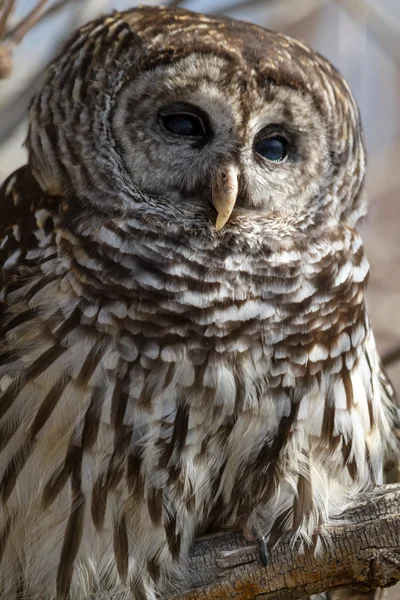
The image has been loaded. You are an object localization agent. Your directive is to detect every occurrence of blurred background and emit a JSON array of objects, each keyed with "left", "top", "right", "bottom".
[{"left": 0, "top": 3, "right": 400, "bottom": 595}]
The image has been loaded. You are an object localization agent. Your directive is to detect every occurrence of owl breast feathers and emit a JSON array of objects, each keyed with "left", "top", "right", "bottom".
[{"left": 0, "top": 6, "right": 398, "bottom": 600}]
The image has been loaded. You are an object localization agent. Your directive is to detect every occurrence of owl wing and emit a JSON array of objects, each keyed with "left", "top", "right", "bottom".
[
  {"left": 0, "top": 165, "right": 60, "bottom": 318},
  {"left": 308, "top": 356, "right": 399, "bottom": 600}
]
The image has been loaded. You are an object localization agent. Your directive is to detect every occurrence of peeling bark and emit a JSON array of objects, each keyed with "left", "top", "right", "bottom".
[{"left": 171, "top": 484, "right": 400, "bottom": 600}]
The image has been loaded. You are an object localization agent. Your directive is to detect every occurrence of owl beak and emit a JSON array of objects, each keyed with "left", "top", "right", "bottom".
[{"left": 211, "top": 164, "right": 239, "bottom": 230}]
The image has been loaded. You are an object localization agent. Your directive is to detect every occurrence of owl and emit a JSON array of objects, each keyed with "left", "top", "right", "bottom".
[{"left": 0, "top": 6, "right": 398, "bottom": 600}]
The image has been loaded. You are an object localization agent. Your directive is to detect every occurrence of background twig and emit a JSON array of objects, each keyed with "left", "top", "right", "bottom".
[{"left": 4, "top": 0, "right": 48, "bottom": 45}]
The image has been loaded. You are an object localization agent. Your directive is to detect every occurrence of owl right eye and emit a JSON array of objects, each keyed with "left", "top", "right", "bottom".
[{"left": 158, "top": 103, "right": 210, "bottom": 140}]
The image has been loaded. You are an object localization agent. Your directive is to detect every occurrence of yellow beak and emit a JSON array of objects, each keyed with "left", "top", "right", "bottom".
[{"left": 211, "top": 164, "right": 239, "bottom": 231}]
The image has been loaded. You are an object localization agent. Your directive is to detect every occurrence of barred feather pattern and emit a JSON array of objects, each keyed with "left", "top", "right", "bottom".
[
  {"left": 0, "top": 166, "right": 395, "bottom": 599},
  {"left": 0, "top": 7, "right": 398, "bottom": 600}
]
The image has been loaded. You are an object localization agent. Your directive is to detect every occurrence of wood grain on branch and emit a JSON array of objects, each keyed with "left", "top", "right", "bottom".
[{"left": 170, "top": 484, "right": 400, "bottom": 600}]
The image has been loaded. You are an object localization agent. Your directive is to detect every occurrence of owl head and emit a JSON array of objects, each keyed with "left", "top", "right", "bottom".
[{"left": 27, "top": 7, "right": 366, "bottom": 247}]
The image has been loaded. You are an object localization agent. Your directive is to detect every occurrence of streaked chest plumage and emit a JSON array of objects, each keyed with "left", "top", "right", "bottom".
[
  {"left": 0, "top": 5, "right": 398, "bottom": 597},
  {"left": 0, "top": 172, "right": 395, "bottom": 600}
]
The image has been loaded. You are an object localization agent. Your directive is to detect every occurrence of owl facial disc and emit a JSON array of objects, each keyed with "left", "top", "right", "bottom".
[{"left": 211, "top": 164, "right": 239, "bottom": 230}]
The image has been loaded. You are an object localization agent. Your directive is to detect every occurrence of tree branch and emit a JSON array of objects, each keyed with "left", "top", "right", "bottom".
[
  {"left": 0, "top": 0, "right": 15, "bottom": 40},
  {"left": 0, "top": 0, "right": 98, "bottom": 144},
  {"left": 170, "top": 484, "right": 400, "bottom": 599},
  {"left": 0, "top": 0, "right": 80, "bottom": 80},
  {"left": 4, "top": 0, "right": 49, "bottom": 45}
]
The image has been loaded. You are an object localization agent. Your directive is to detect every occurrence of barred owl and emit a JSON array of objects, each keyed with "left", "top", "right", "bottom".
[{"left": 0, "top": 6, "right": 398, "bottom": 600}]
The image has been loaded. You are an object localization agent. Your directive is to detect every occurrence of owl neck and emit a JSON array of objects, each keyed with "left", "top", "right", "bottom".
[{"left": 53, "top": 208, "right": 370, "bottom": 378}]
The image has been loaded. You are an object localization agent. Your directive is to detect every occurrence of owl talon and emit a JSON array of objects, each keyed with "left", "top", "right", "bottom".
[{"left": 258, "top": 535, "right": 269, "bottom": 566}]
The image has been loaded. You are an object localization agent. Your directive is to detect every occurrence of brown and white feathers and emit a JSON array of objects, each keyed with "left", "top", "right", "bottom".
[{"left": 0, "top": 6, "right": 398, "bottom": 600}]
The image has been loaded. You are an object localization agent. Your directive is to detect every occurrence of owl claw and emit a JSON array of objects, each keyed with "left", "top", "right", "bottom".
[
  {"left": 239, "top": 520, "right": 269, "bottom": 565},
  {"left": 258, "top": 535, "right": 269, "bottom": 566}
]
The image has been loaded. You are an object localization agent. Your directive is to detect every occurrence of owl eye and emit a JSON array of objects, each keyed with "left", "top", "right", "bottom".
[
  {"left": 158, "top": 103, "right": 210, "bottom": 140},
  {"left": 255, "top": 136, "right": 289, "bottom": 162},
  {"left": 161, "top": 114, "right": 206, "bottom": 138}
]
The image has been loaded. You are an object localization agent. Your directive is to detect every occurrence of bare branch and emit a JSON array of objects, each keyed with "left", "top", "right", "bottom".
[
  {"left": 0, "top": 41, "right": 11, "bottom": 78},
  {"left": 0, "top": 0, "right": 80, "bottom": 81},
  {"left": 5, "top": 0, "right": 79, "bottom": 44},
  {"left": 0, "top": 0, "right": 98, "bottom": 139},
  {"left": 5, "top": 0, "right": 51, "bottom": 45},
  {"left": 0, "top": 0, "right": 15, "bottom": 39},
  {"left": 37, "top": 0, "right": 78, "bottom": 20},
  {"left": 170, "top": 485, "right": 400, "bottom": 600}
]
